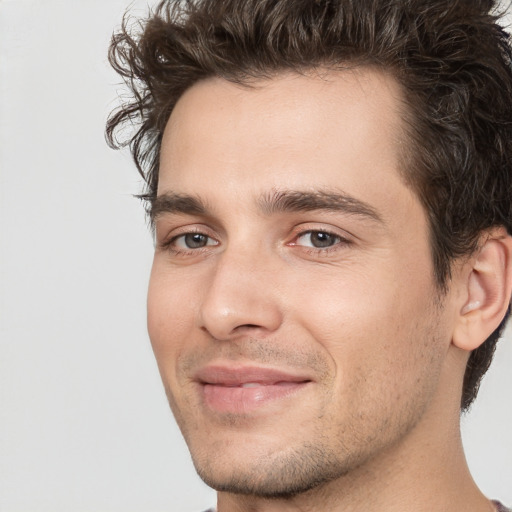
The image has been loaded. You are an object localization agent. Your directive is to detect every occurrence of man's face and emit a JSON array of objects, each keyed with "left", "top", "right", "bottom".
[{"left": 147, "top": 69, "right": 457, "bottom": 497}]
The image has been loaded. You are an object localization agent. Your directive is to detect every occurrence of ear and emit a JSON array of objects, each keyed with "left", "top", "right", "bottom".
[{"left": 452, "top": 228, "right": 512, "bottom": 352}]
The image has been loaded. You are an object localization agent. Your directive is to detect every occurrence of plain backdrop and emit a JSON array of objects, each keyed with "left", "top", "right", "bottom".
[{"left": 0, "top": 1, "right": 511, "bottom": 511}]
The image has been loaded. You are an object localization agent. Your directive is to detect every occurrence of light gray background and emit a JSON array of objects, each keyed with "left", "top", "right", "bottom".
[{"left": 0, "top": 1, "right": 511, "bottom": 511}]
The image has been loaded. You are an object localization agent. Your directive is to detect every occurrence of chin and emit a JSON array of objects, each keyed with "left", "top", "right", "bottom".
[{"left": 190, "top": 440, "right": 357, "bottom": 499}]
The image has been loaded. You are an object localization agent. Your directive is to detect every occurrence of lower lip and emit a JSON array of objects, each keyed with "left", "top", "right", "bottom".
[{"left": 201, "top": 381, "right": 310, "bottom": 414}]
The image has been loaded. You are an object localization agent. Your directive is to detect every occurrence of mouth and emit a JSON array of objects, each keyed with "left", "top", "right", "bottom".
[{"left": 194, "top": 365, "right": 313, "bottom": 414}]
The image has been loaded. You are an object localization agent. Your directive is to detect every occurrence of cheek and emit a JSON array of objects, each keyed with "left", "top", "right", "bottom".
[
  {"left": 292, "top": 265, "right": 444, "bottom": 399},
  {"left": 298, "top": 286, "right": 447, "bottom": 452},
  {"left": 147, "top": 262, "right": 193, "bottom": 372}
]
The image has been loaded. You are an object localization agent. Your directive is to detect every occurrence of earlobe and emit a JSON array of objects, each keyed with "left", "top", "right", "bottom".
[{"left": 452, "top": 229, "right": 512, "bottom": 352}]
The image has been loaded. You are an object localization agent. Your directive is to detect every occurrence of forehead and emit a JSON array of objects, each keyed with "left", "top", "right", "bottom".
[{"left": 158, "top": 68, "right": 412, "bottom": 219}]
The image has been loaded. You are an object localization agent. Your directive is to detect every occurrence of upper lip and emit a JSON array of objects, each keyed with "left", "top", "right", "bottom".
[{"left": 194, "top": 365, "right": 313, "bottom": 386}]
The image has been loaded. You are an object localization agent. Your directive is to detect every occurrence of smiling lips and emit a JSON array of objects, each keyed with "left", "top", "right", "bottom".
[{"left": 195, "top": 365, "right": 312, "bottom": 414}]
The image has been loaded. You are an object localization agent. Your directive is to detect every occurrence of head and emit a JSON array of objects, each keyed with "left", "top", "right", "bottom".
[
  {"left": 106, "top": 0, "right": 512, "bottom": 499},
  {"left": 107, "top": 0, "right": 512, "bottom": 411}
]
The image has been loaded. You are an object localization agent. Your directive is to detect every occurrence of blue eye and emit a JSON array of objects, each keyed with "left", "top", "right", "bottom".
[
  {"left": 173, "top": 233, "right": 217, "bottom": 249},
  {"left": 295, "top": 231, "right": 341, "bottom": 248}
]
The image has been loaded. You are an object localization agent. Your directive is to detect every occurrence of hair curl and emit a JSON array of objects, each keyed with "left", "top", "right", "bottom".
[{"left": 106, "top": 0, "right": 512, "bottom": 410}]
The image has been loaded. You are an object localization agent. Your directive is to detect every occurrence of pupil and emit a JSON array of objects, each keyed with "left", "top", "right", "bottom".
[
  {"left": 312, "top": 232, "right": 334, "bottom": 248},
  {"left": 185, "top": 233, "right": 207, "bottom": 248}
]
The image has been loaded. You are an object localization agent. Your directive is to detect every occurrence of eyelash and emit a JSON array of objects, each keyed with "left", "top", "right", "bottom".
[
  {"left": 159, "top": 228, "right": 351, "bottom": 257},
  {"left": 160, "top": 230, "right": 218, "bottom": 255},
  {"left": 288, "top": 229, "right": 351, "bottom": 255}
]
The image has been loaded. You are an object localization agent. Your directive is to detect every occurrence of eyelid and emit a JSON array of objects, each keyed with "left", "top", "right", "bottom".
[
  {"left": 288, "top": 224, "right": 353, "bottom": 243},
  {"left": 293, "top": 230, "right": 342, "bottom": 246},
  {"left": 171, "top": 232, "right": 219, "bottom": 249},
  {"left": 157, "top": 223, "right": 220, "bottom": 251},
  {"left": 286, "top": 225, "right": 354, "bottom": 256}
]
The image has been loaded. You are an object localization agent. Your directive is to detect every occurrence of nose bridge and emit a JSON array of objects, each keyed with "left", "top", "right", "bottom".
[{"left": 199, "top": 242, "right": 283, "bottom": 340}]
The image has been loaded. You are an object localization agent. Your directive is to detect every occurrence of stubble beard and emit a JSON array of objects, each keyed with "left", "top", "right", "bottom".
[
  {"left": 166, "top": 307, "right": 447, "bottom": 500},
  {"left": 193, "top": 440, "right": 360, "bottom": 499},
  {"left": 182, "top": 392, "right": 433, "bottom": 500}
]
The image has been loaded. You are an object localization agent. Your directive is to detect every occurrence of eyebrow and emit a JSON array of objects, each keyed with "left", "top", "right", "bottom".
[
  {"left": 258, "top": 189, "right": 382, "bottom": 222},
  {"left": 150, "top": 193, "right": 208, "bottom": 222},
  {"left": 150, "top": 189, "right": 382, "bottom": 223}
]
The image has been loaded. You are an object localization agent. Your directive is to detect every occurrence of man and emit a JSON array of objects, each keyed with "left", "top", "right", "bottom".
[{"left": 106, "top": 0, "right": 512, "bottom": 510}]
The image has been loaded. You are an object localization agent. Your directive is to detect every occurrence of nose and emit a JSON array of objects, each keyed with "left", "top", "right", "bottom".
[{"left": 198, "top": 247, "right": 283, "bottom": 340}]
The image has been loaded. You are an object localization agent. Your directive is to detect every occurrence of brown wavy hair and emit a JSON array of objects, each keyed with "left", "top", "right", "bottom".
[{"left": 106, "top": 0, "right": 512, "bottom": 410}]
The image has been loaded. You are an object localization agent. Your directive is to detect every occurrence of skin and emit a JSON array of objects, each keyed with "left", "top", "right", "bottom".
[{"left": 147, "top": 69, "right": 498, "bottom": 511}]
